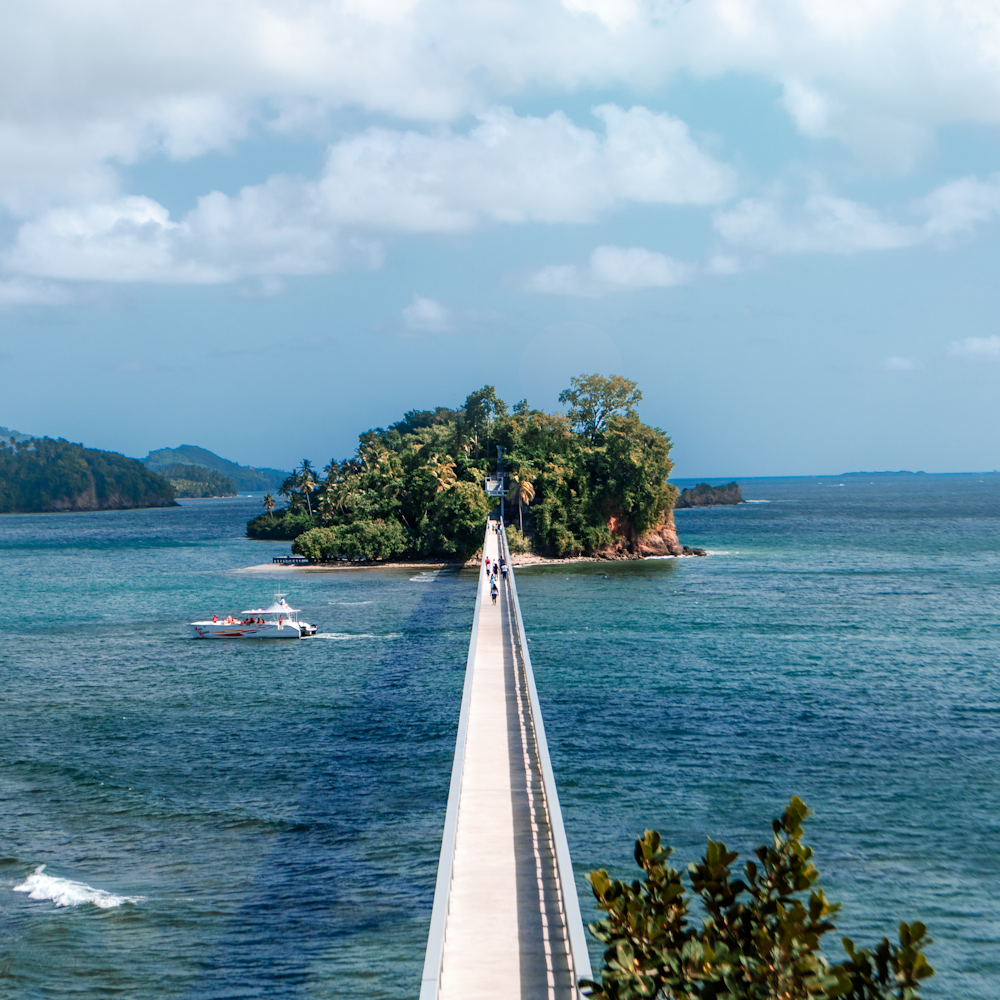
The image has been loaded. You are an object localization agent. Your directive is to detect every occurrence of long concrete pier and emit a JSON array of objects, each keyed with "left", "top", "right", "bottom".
[{"left": 420, "top": 520, "right": 592, "bottom": 1000}]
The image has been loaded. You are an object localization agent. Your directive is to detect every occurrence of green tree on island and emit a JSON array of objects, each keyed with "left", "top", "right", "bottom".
[
  {"left": 247, "top": 374, "right": 680, "bottom": 561},
  {"left": 583, "top": 797, "right": 933, "bottom": 1000},
  {"left": 462, "top": 385, "right": 507, "bottom": 459},
  {"left": 559, "top": 373, "right": 643, "bottom": 441}
]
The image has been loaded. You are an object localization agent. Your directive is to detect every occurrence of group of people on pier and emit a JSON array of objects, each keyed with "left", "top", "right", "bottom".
[{"left": 484, "top": 547, "right": 508, "bottom": 606}]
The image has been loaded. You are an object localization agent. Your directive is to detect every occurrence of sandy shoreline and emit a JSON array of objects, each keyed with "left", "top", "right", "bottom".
[
  {"left": 234, "top": 560, "right": 462, "bottom": 574},
  {"left": 235, "top": 551, "right": 698, "bottom": 574}
]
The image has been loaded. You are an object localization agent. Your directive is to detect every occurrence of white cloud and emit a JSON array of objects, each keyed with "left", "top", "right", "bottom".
[
  {"left": 402, "top": 295, "right": 451, "bottom": 332},
  {"left": 715, "top": 193, "right": 914, "bottom": 254},
  {"left": 2, "top": 105, "right": 731, "bottom": 283},
  {"left": 4, "top": 3, "right": 1000, "bottom": 288},
  {"left": 713, "top": 172, "right": 1000, "bottom": 257},
  {"left": 526, "top": 265, "right": 584, "bottom": 296},
  {"left": 589, "top": 245, "right": 694, "bottom": 288},
  {"left": 319, "top": 105, "right": 734, "bottom": 232},
  {"left": 920, "top": 174, "right": 1000, "bottom": 237},
  {"left": 527, "top": 245, "right": 695, "bottom": 296},
  {"left": 781, "top": 81, "right": 838, "bottom": 138},
  {"left": 949, "top": 335, "right": 1000, "bottom": 361},
  {"left": 562, "top": 0, "right": 640, "bottom": 31},
  {"left": 0, "top": 0, "right": 1000, "bottom": 216},
  {"left": 703, "top": 164, "right": 1000, "bottom": 270},
  {"left": 0, "top": 278, "right": 70, "bottom": 307},
  {"left": 882, "top": 355, "right": 920, "bottom": 370},
  {"left": 5, "top": 187, "right": 383, "bottom": 284},
  {"left": 707, "top": 254, "right": 742, "bottom": 275}
]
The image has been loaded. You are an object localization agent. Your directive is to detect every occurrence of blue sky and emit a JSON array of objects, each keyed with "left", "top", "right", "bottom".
[{"left": 2, "top": 0, "right": 1000, "bottom": 476}]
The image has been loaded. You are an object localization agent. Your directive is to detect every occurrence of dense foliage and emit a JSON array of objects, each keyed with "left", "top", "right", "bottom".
[
  {"left": 246, "top": 375, "right": 677, "bottom": 561},
  {"left": 159, "top": 463, "right": 237, "bottom": 498},
  {"left": 583, "top": 797, "right": 933, "bottom": 1000},
  {"left": 0, "top": 436, "right": 177, "bottom": 513}
]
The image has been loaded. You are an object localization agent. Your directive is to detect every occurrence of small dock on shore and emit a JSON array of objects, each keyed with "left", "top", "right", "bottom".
[{"left": 420, "top": 521, "right": 591, "bottom": 1000}]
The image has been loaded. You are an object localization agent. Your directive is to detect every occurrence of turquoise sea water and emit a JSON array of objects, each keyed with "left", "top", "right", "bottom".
[{"left": 1, "top": 477, "right": 998, "bottom": 998}]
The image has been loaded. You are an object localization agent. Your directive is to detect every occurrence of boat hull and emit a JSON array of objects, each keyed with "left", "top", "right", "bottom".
[{"left": 189, "top": 621, "right": 305, "bottom": 639}]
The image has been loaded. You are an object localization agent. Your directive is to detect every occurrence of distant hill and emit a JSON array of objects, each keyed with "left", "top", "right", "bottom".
[
  {"left": 159, "top": 463, "right": 237, "bottom": 498},
  {"left": 0, "top": 426, "right": 34, "bottom": 445},
  {"left": 0, "top": 437, "right": 177, "bottom": 513},
  {"left": 143, "top": 445, "right": 287, "bottom": 491}
]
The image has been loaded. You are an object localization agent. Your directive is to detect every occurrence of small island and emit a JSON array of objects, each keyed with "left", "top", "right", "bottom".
[
  {"left": 0, "top": 436, "right": 177, "bottom": 513},
  {"left": 248, "top": 375, "right": 706, "bottom": 562},
  {"left": 674, "top": 481, "right": 743, "bottom": 508}
]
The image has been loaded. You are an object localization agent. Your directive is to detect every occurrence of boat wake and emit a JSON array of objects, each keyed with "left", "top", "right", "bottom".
[
  {"left": 313, "top": 632, "right": 402, "bottom": 641},
  {"left": 13, "top": 865, "right": 144, "bottom": 909}
]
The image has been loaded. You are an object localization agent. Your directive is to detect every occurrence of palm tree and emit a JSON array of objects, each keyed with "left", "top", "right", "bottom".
[
  {"left": 278, "top": 475, "right": 297, "bottom": 511},
  {"left": 509, "top": 476, "right": 534, "bottom": 533},
  {"left": 298, "top": 459, "right": 316, "bottom": 515},
  {"left": 428, "top": 454, "right": 457, "bottom": 492},
  {"left": 262, "top": 493, "right": 276, "bottom": 522}
]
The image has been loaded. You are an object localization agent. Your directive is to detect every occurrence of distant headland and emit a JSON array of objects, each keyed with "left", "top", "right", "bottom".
[
  {"left": 142, "top": 445, "right": 287, "bottom": 492},
  {"left": 0, "top": 434, "right": 177, "bottom": 514},
  {"left": 0, "top": 432, "right": 291, "bottom": 513},
  {"left": 247, "top": 375, "right": 707, "bottom": 563}
]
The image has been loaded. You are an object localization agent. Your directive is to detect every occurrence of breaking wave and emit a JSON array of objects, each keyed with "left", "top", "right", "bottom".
[{"left": 13, "top": 865, "right": 143, "bottom": 908}]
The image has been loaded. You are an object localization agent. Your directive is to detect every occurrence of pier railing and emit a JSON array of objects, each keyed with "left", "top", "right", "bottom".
[
  {"left": 418, "top": 546, "right": 486, "bottom": 1000},
  {"left": 498, "top": 523, "right": 594, "bottom": 993}
]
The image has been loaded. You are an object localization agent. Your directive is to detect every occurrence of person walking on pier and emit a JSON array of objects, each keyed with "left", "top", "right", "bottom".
[{"left": 490, "top": 578, "right": 498, "bottom": 605}]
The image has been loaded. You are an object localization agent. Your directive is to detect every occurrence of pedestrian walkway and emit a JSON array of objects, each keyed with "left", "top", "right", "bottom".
[{"left": 420, "top": 521, "right": 591, "bottom": 1000}]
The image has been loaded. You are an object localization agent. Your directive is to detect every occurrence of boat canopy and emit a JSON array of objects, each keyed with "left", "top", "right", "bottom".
[{"left": 241, "top": 600, "right": 300, "bottom": 614}]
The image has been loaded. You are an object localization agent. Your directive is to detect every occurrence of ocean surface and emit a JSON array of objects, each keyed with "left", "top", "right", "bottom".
[{"left": 1, "top": 476, "right": 998, "bottom": 998}]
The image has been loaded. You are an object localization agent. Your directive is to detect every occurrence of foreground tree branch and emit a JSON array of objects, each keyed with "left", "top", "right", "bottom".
[{"left": 582, "top": 797, "right": 934, "bottom": 1000}]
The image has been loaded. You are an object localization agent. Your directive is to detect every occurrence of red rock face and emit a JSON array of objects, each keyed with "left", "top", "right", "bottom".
[
  {"left": 636, "top": 510, "right": 684, "bottom": 557},
  {"left": 594, "top": 509, "right": 685, "bottom": 559}
]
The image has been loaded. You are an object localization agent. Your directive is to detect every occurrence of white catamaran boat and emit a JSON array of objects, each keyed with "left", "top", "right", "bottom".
[{"left": 189, "top": 595, "right": 317, "bottom": 639}]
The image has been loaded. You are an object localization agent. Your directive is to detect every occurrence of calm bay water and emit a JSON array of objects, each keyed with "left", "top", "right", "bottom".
[{"left": 1, "top": 477, "right": 998, "bottom": 998}]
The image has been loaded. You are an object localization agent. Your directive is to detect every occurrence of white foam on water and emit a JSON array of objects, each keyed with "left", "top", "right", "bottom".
[
  {"left": 314, "top": 632, "right": 402, "bottom": 640},
  {"left": 644, "top": 555, "right": 677, "bottom": 560},
  {"left": 13, "top": 865, "right": 143, "bottom": 909},
  {"left": 326, "top": 601, "right": 373, "bottom": 605},
  {"left": 745, "top": 499, "right": 771, "bottom": 503},
  {"left": 410, "top": 570, "right": 442, "bottom": 582}
]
